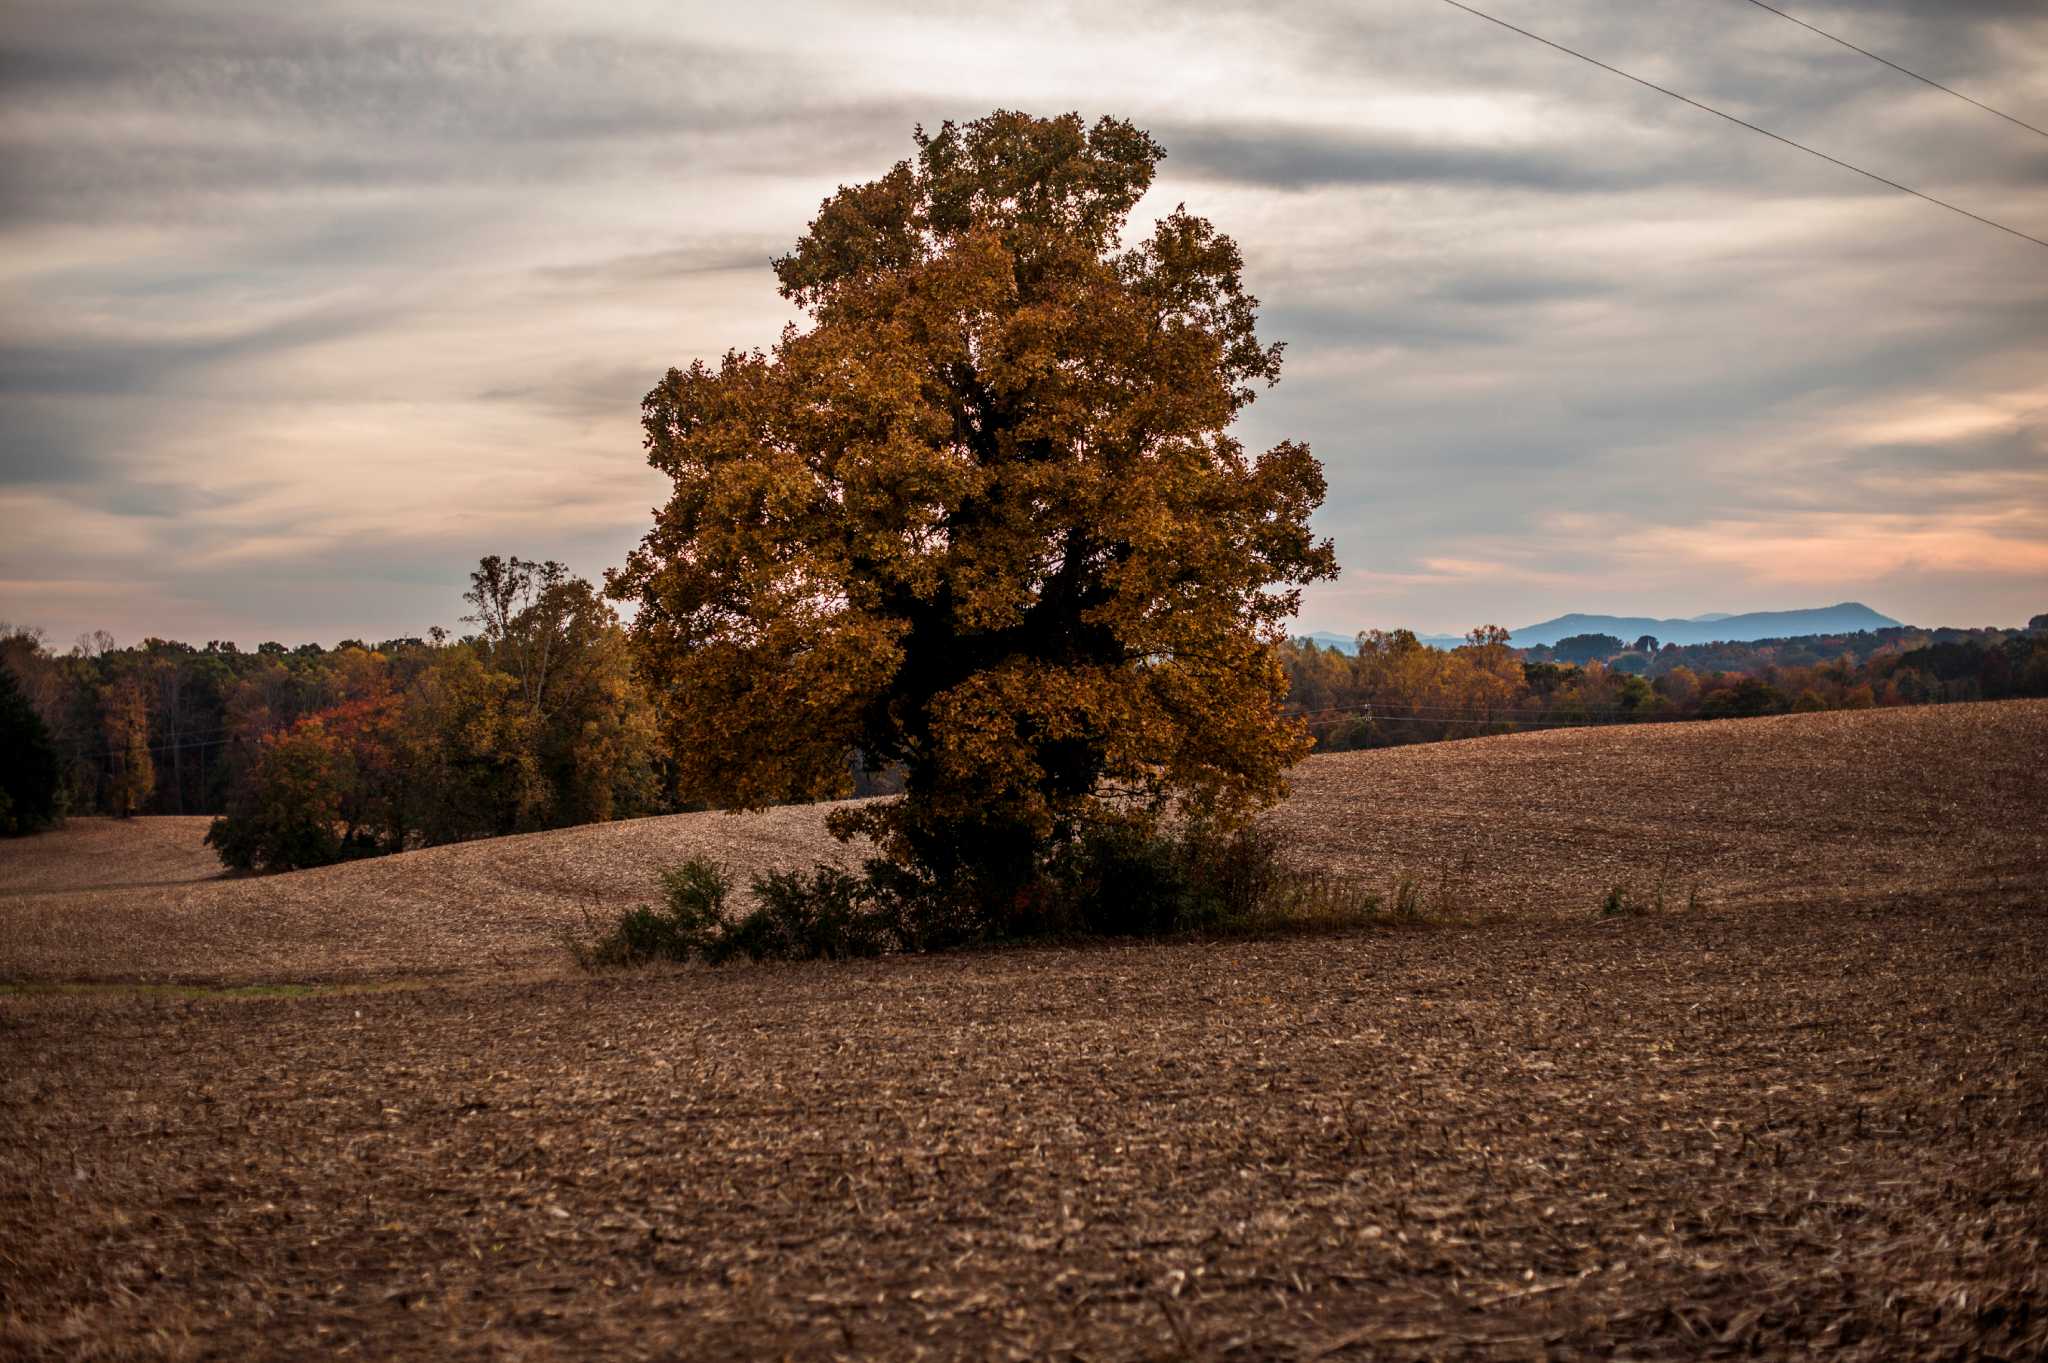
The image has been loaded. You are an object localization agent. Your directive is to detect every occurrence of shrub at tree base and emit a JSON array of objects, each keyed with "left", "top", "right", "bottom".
[
  {"left": 733, "top": 867, "right": 901, "bottom": 962},
  {"left": 569, "top": 824, "right": 1347, "bottom": 969},
  {"left": 567, "top": 859, "right": 904, "bottom": 968},
  {"left": 1038, "top": 820, "right": 1290, "bottom": 937}
]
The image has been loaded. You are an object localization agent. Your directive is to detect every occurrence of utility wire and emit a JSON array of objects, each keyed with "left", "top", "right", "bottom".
[
  {"left": 1297, "top": 709, "right": 1646, "bottom": 729},
  {"left": 1430, "top": 0, "right": 2048, "bottom": 252},
  {"left": 1737, "top": 0, "right": 2048, "bottom": 141},
  {"left": 1288, "top": 694, "right": 1694, "bottom": 716},
  {"left": 1295, "top": 701, "right": 1653, "bottom": 718},
  {"left": 62, "top": 732, "right": 240, "bottom": 763},
  {"left": 1289, "top": 702, "right": 1660, "bottom": 726}
]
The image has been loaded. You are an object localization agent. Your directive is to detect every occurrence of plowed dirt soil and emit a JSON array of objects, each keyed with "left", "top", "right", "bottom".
[{"left": 3, "top": 702, "right": 2044, "bottom": 1360}]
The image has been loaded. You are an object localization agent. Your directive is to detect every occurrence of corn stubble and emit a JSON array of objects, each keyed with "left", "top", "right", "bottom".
[{"left": 1, "top": 701, "right": 2043, "bottom": 1360}]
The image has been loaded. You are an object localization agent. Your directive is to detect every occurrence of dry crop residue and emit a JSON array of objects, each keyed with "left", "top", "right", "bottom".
[
  {"left": 1, "top": 701, "right": 2044, "bottom": 1360},
  {"left": 3, "top": 907, "right": 2043, "bottom": 1360}
]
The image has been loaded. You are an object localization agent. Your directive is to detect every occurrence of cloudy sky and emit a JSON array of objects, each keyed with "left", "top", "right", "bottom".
[{"left": 3, "top": 0, "right": 2044, "bottom": 647}]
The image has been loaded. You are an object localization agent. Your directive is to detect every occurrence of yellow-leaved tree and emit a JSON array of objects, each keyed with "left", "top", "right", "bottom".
[{"left": 608, "top": 111, "right": 1338, "bottom": 908}]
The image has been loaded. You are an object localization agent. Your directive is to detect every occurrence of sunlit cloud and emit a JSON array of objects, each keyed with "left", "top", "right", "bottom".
[{"left": 1628, "top": 510, "right": 2048, "bottom": 584}]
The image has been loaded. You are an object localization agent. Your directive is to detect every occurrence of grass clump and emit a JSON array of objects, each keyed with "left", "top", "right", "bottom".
[
  {"left": 1361, "top": 858, "right": 1472, "bottom": 925},
  {"left": 1261, "top": 872, "right": 1387, "bottom": 929},
  {"left": 1599, "top": 883, "right": 1647, "bottom": 918},
  {"left": 1598, "top": 866, "right": 1703, "bottom": 918}
]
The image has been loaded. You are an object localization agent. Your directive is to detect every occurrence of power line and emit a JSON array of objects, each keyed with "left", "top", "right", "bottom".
[
  {"left": 1287, "top": 693, "right": 1688, "bottom": 717},
  {"left": 62, "top": 732, "right": 240, "bottom": 763},
  {"left": 1301, "top": 710, "right": 1639, "bottom": 730},
  {"left": 1430, "top": 0, "right": 2048, "bottom": 252},
  {"left": 1289, "top": 702, "right": 1661, "bottom": 727},
  {"left": 1296, "top": 700, "right": 1650, "bottom": 718},
  {"left": 1737, "top": 0, "right": 2048, "bottom": 142}
]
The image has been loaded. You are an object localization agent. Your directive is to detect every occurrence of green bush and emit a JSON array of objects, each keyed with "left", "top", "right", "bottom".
[
  {"left": 564, "top": 858, "right": 732, "bottom": 968},
  {"left": 1046, "top": 822, "right": 1194, "bottom": 935},
  {"left": 204, "top": 812, "right": 338, "bottom": 874},
  {"left": 718, "top": 866, "right": 898, "bottom": 962},
  {"left": 611, "top": 904, "right": 695, "bottom": 961},
  {"left": 658, "top": 860, "right": 733, "bottom": 937},
  {"left": 568, "top": 857, "right": 902, "bottom": 968}
]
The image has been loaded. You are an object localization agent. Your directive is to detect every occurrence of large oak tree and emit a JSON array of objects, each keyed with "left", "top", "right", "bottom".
[{"left": 610, "top": 111, "right": 1338, "bottom": 900}]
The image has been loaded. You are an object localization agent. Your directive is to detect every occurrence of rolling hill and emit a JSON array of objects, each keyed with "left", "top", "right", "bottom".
[
  {"left": 3, "top": 701, "right": 2043, "bottom": 1363},
  {"left": 2, "top": 699, "right": 2039, "bottom": 985}
]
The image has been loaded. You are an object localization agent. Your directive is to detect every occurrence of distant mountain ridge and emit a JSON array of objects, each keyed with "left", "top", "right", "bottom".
[
  {"left": 1300, "top": 603, "right": 1904, "bottom": 654},
  {"left": 1508, "top": 603, "right": 1902, "bottom": 649}
]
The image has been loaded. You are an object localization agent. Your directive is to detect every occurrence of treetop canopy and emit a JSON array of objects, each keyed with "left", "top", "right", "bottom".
[{"left": 610, "top": 110, "right": 1337, "bottom": 896}]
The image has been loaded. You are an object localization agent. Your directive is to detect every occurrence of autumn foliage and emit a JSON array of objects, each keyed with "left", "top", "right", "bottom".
[
  {"left": 1281, "top": 623, "right": 2048, "bottom": 749},
  {"left": 610, "top": 112, "right": 1337, "bottom": 906},
  {"left": 196, "top": 557, "right": 664, "bottom": 871}
]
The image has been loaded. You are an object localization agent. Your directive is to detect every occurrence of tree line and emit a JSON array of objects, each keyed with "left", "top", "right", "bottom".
[
  {"left": 9, "top": 591, "right": 2042, "bottom": 849},
  {"left": 8, "top": 597, "right": 2044, "bottom": 846},
  {"left": 0, "top": 557, "right": 671, "bottom": 861},
  {"left": 1282, "top": 619, "right": 2048, "bottom": 751}
]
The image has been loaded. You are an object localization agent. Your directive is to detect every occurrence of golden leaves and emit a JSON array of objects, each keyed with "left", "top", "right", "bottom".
[{"left": 610, "top": 113, "right": 1339, "bottom": 864}]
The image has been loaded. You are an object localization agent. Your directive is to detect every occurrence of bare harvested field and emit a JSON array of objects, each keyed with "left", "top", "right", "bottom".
[
  {"left": 2, "top": 701, "right": 2045, "bottom": 1360},
  {"left": 0, "top": 815, "right": 222, "bottom": 901}
]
